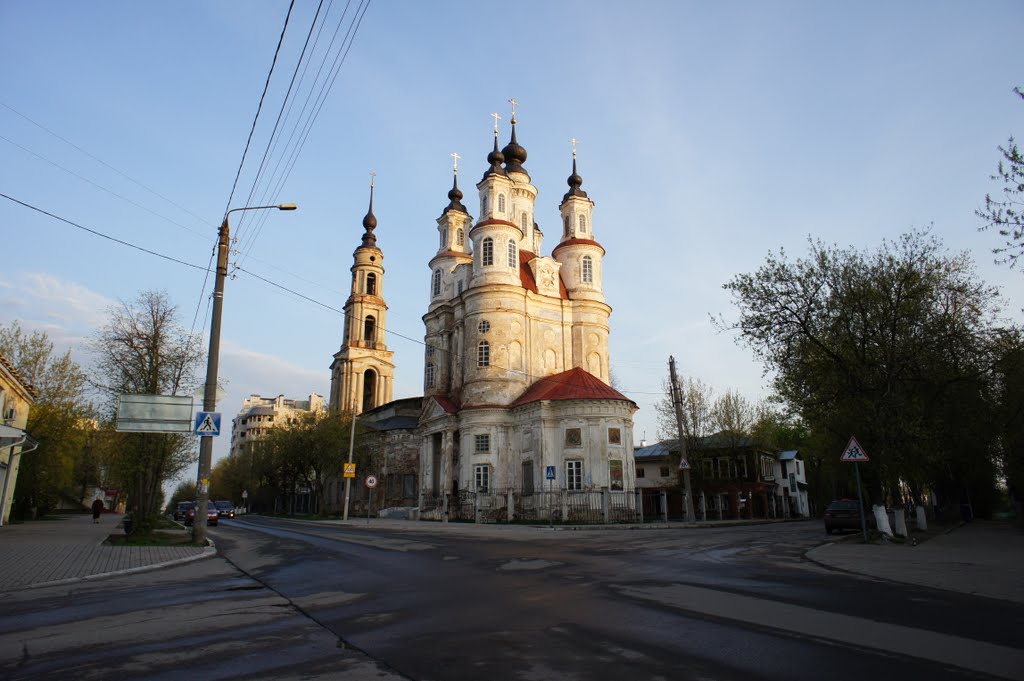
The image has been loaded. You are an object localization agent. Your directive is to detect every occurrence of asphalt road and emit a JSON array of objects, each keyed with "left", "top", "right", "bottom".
[{"left": 1, "top": 519, "right": 1020, "bottom": 680}]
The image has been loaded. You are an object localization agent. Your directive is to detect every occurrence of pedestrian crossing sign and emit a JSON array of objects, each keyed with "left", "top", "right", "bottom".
[
  {"left": 678, "top": 457, "right": 691, "bottom": 470},
  {"left": 194, "top": 412, "right": 221, "bottom": 436},
  {"left": 840, "top": 436, "right": 869, "bottom": 462}
]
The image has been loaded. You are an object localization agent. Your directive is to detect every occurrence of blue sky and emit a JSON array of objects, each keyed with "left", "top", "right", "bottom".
[{"left": 2, "top": 1, "right": 1022, "bottom": 483}]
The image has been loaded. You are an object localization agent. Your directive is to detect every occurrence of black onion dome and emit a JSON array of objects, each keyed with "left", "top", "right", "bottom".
[
  {"left": 562, "top": 157, "right": 588, "bottom": 202},
  {"left": 360, "top": 185, "right": 377, "bottom": 248},
  {"left": 481, "top": 134, "right": 505, "bottom": 180},
  {"left": 502, "top": 121, "right": 528, "bottom": 173},
  {"left": 443, "top": 173, "right": 466, "bottom": 214}
]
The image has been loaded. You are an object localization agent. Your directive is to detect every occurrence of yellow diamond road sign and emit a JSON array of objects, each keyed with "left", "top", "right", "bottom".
[{"left": 343, "top": 463, "right": 356, "bottom": 478}]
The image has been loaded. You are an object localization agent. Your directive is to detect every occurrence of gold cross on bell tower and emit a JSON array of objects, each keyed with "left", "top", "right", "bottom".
[
  {"left": 490, "top": 112, "right": 501, "bottom": 134},
  {"left": 570, "top": 137, "right": 579, "bottom": 159},
  {"left": 451, "top": 152, "right": 460, "bottom": 175},
  {"left": 508, "top": 97, "right": 518, "bottom": 122}
]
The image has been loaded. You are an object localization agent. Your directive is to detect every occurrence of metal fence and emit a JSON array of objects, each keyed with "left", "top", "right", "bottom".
[{"left": 420, "top": 488, "right": 642, "bottom": 524}]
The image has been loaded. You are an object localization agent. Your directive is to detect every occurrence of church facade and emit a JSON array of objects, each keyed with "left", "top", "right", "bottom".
[{"left": 330, "top": 109, "right": 637, "bottom": 512}]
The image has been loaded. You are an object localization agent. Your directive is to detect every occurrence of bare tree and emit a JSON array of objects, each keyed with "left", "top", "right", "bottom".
[{"left": 91, "top": 290, "right": 204, "bottom": 532}]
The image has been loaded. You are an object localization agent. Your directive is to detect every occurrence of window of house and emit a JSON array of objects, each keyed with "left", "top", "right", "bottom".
[
  {"left": 432, "top": 269, "right": 442, "bottom": 296},
  {"left": 608, "top": 427, "right": 621, "bottom": 444},
  {"left": 425, "top": 363, "right": 435, "bottom": 388},
  {"left": 582, "top": 255, "right": 593, "bottom": 283},
  {"left": 475, "top": 434, "right": 489, "bottom": 452},
  {"left": 659, "top": 466, "right": 670, "bottom": 478},
  {"left": 478, "top": 320, "right": 490, "bottom": 333},
  {"left": 498, "top": 193, "right": 506, "bottom": 213},
  {"left": 482, "top": 237, "right": 494, "bottom": 266},
  {"left": 566, "top": 460, "right": 583, "bottom": 491},
  {"left": 636, "top": 467, "right": 645, "bottom": 478},
  {"left": 761, "top": 456, "right": 774, "bottom": 479},
  {"left": 457, "top": 228, "right": 464, "bottom": 245},
  {"left": 477, "top": 341, "right": 490, "bottom": 367},
  {"left": 796, "top": 460, "right": 801, "bottom": 475},
  {"left": 565, "top": 427, "right": 582, "bottom": 447},
  {"left": 508, "top": 239, "right": 517, "bottom": 267},
  {"left": 366, "top": 273, "right": 377, "bottom": 295},
  {"left": 739, "top": 456, "right": 748, "bottom": 478},
  {"left": 579, "top": 214, "right": 587, "bottom": 232},
  {"left": 474, "top": 464, "right": 490, "bottom": 493},
  {"left": 704, "top": 459, "right": 715, "bottom": 478}
]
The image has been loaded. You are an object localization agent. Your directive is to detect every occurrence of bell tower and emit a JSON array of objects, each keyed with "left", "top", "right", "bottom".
[{"left": 329, "top": 174, "right": 395, "bottom": 415}]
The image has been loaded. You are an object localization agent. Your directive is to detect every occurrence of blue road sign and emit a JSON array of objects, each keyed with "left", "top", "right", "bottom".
[
  {"left": 545, "top": 465, "right": 556, "bottom": 481},
  {"left": 194, "top": 411, "right": 221, "bottom": 436}
]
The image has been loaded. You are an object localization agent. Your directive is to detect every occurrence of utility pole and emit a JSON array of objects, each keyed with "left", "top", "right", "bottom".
[
  {"left": 342, "top": 406, "right": 357, "bottom": 521},
  {"left": 669, "top": 356, "right": 696, "bottom": 524},
  {"left": 193, "top": 203, "right": 295, "bottom": 546}
]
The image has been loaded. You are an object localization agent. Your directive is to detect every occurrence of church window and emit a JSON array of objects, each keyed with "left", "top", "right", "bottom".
[
  {"left": 565, "top": 428, "right": 582, "bottom": 447},
  {"left": 425, "top": 363, "right": 435, "bottom": 388},
  {"left": 582, "top": 255, "right": 593, "bottom": 283},
  {"left": 475, "top": 434, "right": 490, "bottom": 452},
  {"left": 362, "top": 369, "right": 377, "bottom": 412},
  {"left": 426, "top": 345, "right": 435, "bottom": 357},
  {"left": 579, "top": 214, "right": 587, "bottom": 233},
  {"left": 482, "top": 237, "right": 494, "bottom": 266},
  {"left": 363, "top": 315, "right": 376, "bottom": 344},
  {"left": 432, "top": 269, "right": 442, "bottom": 296},
  {"left": 566, "top": 460, "right": 583, "bottom": 491},
  {"left": 457, "top": 279, "right": 464, "bottom": 295},
  {"left": 507, "top": 239, "right": 516, "bottom": 267},
  {"left": 366, "top": 272, "right": 377, "bottom": 295},
  {"left": 482, "top": 196, "right": 488, "bottom": 214},
  {"left": 474, "top": 464, "right": 491, "bottom": 493},
  {"left": 498, "top": 193, "right": 506, "bottom": 213},
  {"left": 478, "top": 320, "right": 490, "bottom": 334},
  {"left": 441, "top": 230, "right": 448, "bottom": 248},
  {"left": 563, "top": 215, "right": 570, "bottom": 236},
  {"left": 457, "top": 228, "right": 464, "bottom": 245},
  {"left": 521, "top": 212, "right": 528, "bottom": 231},
  {"left": 477, "top": 340, "right": 490, "bottom": 367}
]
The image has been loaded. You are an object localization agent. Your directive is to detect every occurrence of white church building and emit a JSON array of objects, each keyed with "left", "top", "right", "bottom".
[{"left": 330, "top": 106, "right": 637, "bottom": 515}]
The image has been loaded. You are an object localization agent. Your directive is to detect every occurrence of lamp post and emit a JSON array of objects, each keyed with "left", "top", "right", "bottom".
[{"left": 193, "top": 203, "right": 296, "bottom": 545}]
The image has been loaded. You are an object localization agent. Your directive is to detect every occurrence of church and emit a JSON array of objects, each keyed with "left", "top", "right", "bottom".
[{"left": 329, "top": 106, "right": 637, "bottom": 517}]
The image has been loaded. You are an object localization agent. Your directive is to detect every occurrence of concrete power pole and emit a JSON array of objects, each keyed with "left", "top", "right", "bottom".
[{"left": 669, "top": 356, "right": 696, "bottom": 524}]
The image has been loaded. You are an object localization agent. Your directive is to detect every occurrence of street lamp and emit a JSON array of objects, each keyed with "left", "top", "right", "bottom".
[{"left": 193, "top": 203, "right": 296, "bottom": 545}]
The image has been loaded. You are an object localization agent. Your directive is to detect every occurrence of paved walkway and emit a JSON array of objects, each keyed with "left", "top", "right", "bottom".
[
  {"left": 0, "top": 513, "right": 211, "bottom": 591},
  {"left": 1, "top": 512, "right": 1021, "bottom": 605}
]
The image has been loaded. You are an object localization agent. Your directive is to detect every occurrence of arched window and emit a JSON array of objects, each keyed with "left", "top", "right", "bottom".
[
  {"left": 362, "top": 369, "right": 377, "bottom": 412},
  {"left": 364, "top": 315, "right": 376, "bottom": 344},
  {"left": 425, "top": 363, "right": 435, "bottom": 388},
  {"left": 366, "top": 272, "right": 377, "bottom": 295},
  {"left": 441, "top": 230, "right": 448, "bottom": 248},
  {"left": 482, "top": 237, "right": 494, "bottom": 266},
  {"left": 482, "top": 196, "right": 488, "bottom": 214},
  {"left": 498, "top": 194, "right": 506, "bottom": 213},
  {"left": 432, "top": 269, "right": 442, "bottom": 296},
  {"left": 582, "top": 255, "right": 593, "bottom": 283},
  {"left": 579, "top": 214, "right": 587, "bottom": 233},
  {"left": 477, "top": 340, "right": 490, "bottom": 367},
  {"left": 507, "top": 239, "right": 517, "bottom": 267},
  {"left": 563, "top": 215, "right": 570, "bottom": 236},
  {"left": 457, "top": 228, "right": 464, "bottom": 245},
  {"left": 521, "top": 212, "right": 528, "bottom": 231}
]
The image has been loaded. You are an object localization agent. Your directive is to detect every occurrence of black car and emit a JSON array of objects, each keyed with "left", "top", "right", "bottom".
[
  {"left": 173, "top": 501, "right": 195, "bottom": 522},
  {"left": 214, "top": 500, "right": 235, "bottom": 519},
  {"left": 824, "top": 499, "right": 876, "bottom": 534}
]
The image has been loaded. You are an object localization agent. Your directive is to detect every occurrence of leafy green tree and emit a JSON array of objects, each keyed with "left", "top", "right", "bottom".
[
  {"left": 90, "top": 290, "right": 203, "bottom": 533},
  {"left": 722, "top": 229, "right": 1009, "bottom": 510},
  {"left": 977, "top": 86, "right": 1024, "bottom": 270},
  {"left": 0, "top": 322, "right": 91, "bottom": 518}
]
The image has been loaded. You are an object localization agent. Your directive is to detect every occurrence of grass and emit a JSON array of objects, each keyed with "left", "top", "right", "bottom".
[{"left": 105, "top": 530, "right": 206, "bottom": 547}]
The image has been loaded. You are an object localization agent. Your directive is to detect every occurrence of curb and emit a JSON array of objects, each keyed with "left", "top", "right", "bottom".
[{"left": 22, "top": 543, "right": 218, "bottom": 592}]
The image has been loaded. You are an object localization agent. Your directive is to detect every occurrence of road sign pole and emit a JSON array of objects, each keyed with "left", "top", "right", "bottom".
[
  {"left": 367, "top": 487, "right": 372, "bottom": 526},
  {"left": 854, "top": 461, "right": 868, "bottom": 543}
]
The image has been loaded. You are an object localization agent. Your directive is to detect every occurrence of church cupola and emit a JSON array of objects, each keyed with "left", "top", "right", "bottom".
[
  {"left": 554, "top": 143, "right": 604, "bottom": 302},
  {"left": 360, "top": 180, "right": 378, "bottom": 249},
  {"left": 429, "top": 156, "right": 474, "bottom": 309},
  {"left": 501, "top": 99, "right": 529, "bottom": 179}
]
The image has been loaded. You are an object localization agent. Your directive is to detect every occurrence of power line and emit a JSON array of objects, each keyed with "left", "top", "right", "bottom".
[
  {"left": 0, "top": 192, "right": 210, "bottom": 272},
  {"left": 222, "top": 0, "right": 298, "bottom": 220}
]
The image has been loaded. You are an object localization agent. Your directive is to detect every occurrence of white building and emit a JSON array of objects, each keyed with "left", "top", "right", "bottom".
[{"left": 229, "top": 393, "right": 326, "bottom": 458}]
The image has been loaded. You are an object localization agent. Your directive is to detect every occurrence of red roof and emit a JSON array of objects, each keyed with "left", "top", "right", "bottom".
[
  {"left": 510, "top": 367, "right": 636, "bottom": 408},
  {"left": 519, "top": 251, "right": 568, "bottom": 299},
  {"left": 430, "top": 395, "right": 460, "bottom": 414}
]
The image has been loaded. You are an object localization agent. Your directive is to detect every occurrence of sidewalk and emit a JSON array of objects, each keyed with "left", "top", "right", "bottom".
[
  {"left": 804, "top": 520, "right": 1024, "bottom": 603},
  {"left": 0, "top": 512, "right": 212, "bottom": 591}
]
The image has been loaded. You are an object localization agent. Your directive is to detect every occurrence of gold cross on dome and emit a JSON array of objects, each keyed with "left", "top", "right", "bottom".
[
  {"left": 369, "top": 170, "right": 376, "bottom": 188},
  {"left": 508, "top": 97, "right": 518, "bottom": 120},
  {"left": 490, "top": 112, "right": 501, "bottom": 134},
  {"left": 451, "top": 152, "right": 460, "bottom": 174},
  {"left": 570, "top": 137, "right": 579, "bottom": 158}
]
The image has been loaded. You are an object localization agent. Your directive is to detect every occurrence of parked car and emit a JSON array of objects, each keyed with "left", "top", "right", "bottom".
[
  {"left": 214, "top": 500, "right": 235, "bottom": 519},
  {"left": 173, "top": 501, "right": 195, "bottom": 522},
  {"left": 184, "top": 504, "right": 219, "bottom": 527},
  {"left": 823, "top": 499, "right": 875, "bottom": 534}
]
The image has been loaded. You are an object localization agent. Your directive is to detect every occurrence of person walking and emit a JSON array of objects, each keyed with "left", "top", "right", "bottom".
[{"left": 91, "top": 497, "right": 104, "bottom": 523}]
